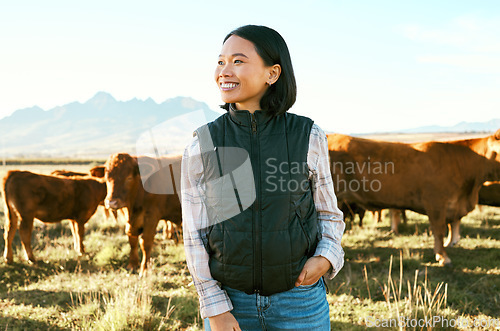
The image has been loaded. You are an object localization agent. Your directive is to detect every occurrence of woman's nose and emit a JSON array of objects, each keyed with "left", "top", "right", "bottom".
[{"left": 219, "top": 65, "right": 232, "bottom": 77}]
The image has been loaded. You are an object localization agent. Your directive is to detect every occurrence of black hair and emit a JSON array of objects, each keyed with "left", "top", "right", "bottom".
[{"left": 220, "top": 25, "right": 297, "bottom": 116}]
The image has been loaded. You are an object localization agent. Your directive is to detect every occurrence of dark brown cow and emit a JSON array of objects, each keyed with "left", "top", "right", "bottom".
[
  {"left": 51, "top": 170, "right": 88, "bottom": 177},
  {"left": 328, "top": 134, "right": 500, "bottom": 265},
  {"left": 2, "top": 170, "right": 106, "bottom": 263},
  {"left": 51, "top": 166, "right": 106, "bottom": 179},
  {"left": 89, "top": 166, "right": 105, "bottom": 178},
  {"left": 104, "top": 153, "right": 182, "bottom": 275},
  {"left": 478, "top": 181, "right": 500, "bottom": 207}
]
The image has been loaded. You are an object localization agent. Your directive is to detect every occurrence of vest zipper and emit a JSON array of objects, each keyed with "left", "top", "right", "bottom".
[{"left": 250, "top": 112, "right": 262, "bottom": 293}]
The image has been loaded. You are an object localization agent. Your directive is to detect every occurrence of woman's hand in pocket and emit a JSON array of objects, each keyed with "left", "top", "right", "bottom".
[{"left": 295, "top": 256, "right": 331, "bottom": 287}]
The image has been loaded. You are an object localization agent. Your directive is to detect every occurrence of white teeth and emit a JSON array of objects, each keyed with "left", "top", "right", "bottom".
[{"left": 221, "top": 83, "right": 238, "bottom": 89}]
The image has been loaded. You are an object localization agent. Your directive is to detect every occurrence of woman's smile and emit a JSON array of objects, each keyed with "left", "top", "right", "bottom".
[{"left": 220, "top": 82, "right": 240, "bottom": 91}]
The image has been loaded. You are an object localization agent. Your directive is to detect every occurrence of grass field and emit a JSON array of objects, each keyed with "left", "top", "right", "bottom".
[{"left": 1, "top": 162, "right": 500, "bottom": 330}]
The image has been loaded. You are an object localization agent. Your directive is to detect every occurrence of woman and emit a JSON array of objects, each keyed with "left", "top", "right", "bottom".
[{"left": 181, "top": 25, "right": 345, "bottom": 331}]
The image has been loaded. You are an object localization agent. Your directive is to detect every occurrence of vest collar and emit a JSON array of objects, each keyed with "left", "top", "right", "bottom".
[{"left": 228, "top": 103, "right": 275, "bottom": 127}]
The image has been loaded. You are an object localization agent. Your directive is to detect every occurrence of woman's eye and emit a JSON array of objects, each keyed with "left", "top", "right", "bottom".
[
  {"left": 234, "top": 59, "right": 243, "bottom": 64},
  {"left": 217, "top": 60, "right": 224, "bottom": 65}
]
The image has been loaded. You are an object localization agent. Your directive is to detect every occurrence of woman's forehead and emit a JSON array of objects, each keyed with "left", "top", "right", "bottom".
[{"left": 220, "top": 35, "right": 257, "bottom": 57}]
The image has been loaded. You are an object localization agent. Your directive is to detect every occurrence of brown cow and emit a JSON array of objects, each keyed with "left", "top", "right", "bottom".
[
  {"left": 478, "top": 181, "right": 500, "bottom": 207},
  {"left": 89, "top": 166, "right": 106, "bottom": 178},
  {"left": 393, "top": 130, "right": 500, "bottom": 245},
  {"left": 51, "top": 166, "right": 106, "bottom": 179},
  {"left": 374, "top": 130, "right": 500, "bottom": 242},
  {"left": 51, "top": 170, "right": 88, "bottom": 177},
  {"left": 2, "top": 170, "right": 106, "bottom": 263},
  {"left": 446, "top": 129, "right": 500, "bottom": 162},
  {"left": 104, "top": 153, "right": 182, "bottom": 275},
  {"left": 328, "top": 134, "right": 500, "bottom": 265},
  {"left": 439, "top": 130, "right": 500, "bottom": 246},
  {"left": 50, "top": 166, "right": 118, "bottom": 222}
]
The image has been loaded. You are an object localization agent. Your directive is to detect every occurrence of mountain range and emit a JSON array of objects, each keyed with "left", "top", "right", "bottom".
[
  {"left": 0, "top": 92, "right": 498, "bottom": 158},
  {"left": 0, "top": 92, "right": 221, "bottom": 158}
]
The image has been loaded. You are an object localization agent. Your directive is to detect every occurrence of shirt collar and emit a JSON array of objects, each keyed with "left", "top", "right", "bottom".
[{"left": 228, "top": 103, "right": 275, "bottom": 127}]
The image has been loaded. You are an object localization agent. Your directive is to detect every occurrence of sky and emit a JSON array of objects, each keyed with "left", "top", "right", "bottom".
[{"left": 0, "top": 0, "right": 499, "bottom": 134}]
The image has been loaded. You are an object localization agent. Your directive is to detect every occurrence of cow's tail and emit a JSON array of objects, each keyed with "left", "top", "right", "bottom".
[{"left": 1, "top": 171, "right": 16, "bottom": 225}]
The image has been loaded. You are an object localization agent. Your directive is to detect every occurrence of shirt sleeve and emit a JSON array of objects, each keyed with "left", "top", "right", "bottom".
[
  {"left": 307, "top": 124, "right": 345, "bottom": 279},
  {"left": 181, "top": 134, "right": 233, "bottom": 319}
]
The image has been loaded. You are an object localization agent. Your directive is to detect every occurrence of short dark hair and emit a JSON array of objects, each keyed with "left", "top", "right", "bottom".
[{"left": 220, "top": 25, "right": 297, "bottom": 116}]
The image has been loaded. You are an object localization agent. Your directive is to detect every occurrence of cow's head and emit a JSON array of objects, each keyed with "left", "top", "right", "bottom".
[
  {"left": 104, "top": 153, "right": 140, "bottom": 210},
  {"left": 486, "top": 129, "right": 500, "bottom": 162}
]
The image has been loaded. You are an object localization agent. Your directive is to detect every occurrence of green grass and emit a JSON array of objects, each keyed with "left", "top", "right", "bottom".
[
  {"left": 0, "top": 212, "right": 202, "bottom": 330},
  {"left": 1, "top": 194, "right": 500, "bottom": 329},
  {"left": 330, "top": 208, "right": 500, "bottom": 330}
]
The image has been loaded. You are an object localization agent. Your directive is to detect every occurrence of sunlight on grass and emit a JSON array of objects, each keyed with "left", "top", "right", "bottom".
[{"left": 1, "top": 165, "right": 500, "bottom": 330}]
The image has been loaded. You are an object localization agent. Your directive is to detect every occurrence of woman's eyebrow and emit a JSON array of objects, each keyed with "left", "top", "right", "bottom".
[{"left": 218, "top": 53, "right": 249, "bottom": 58}]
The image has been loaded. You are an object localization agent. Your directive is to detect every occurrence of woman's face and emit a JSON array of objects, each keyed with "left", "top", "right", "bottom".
[{"left": 215, "top": 35, "right": 276, "bottom": 112}]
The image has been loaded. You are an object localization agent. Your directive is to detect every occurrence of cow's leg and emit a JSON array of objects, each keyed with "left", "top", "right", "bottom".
[
  {"left": 358, "top": 210, "right": 366, "bottom": 227},
  {"left": 444, "top": 220, "right": 461, "bottom": 248},
  {"left": 69, "top": 220, "right": 79, "bottom": 252},
  {"left": 3, "top": 207, "right": 19, "bottom": 264},
  {"left": 127, "top": 234, "right": 140, "bottom": 270},
  {"left": 112, "top": 209, "right": 118, "bottom": 224},
  {"left": 390, "top": 209, "right": 401, "bottom": 234},
  {"left": 428, "top": 211, "right": 451, "bottom": 265},
  {"left": 75, "top": 221, "right": 86, "bottom": 255},
  {"left": 139, "top": 219, "right": 159, "bottom": 276},
  {"left": 18, "top": 216, "right": 36, "bottom": 263}
]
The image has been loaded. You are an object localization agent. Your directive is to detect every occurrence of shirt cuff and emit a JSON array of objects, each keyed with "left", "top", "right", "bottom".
[
  {"left": 314, "top": 239, "right": 345, "bottom": 279},
  {"left": 197, "top": 282, "right": 234, "bottom": 319}
]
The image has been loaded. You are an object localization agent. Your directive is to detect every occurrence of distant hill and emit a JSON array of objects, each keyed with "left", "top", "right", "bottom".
[
  {"left": 396, "top": 118, "right": 500, "bottom": 134},
  {"left": 0, "top": 92, "right": 222, "bottom": 158}
]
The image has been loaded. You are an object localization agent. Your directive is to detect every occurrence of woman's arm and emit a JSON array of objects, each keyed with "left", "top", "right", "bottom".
[
  {"left": 304, "top": 124, "right": 345, "bottom": 281},
  {"left": 181, "top": 135, "right": 234, "bottom": 319}
]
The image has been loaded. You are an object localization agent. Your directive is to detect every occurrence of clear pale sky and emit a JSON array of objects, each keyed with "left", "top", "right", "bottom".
[{"left": 1, "top": 1, "right": 499, "bottom": 134}]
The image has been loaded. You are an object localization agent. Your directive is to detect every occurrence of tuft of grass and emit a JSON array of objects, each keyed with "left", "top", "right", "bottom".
[
  {"left": 75, "top": 277, "right": 173, "bottom": 331},
  {"left": 379, "top": 252, "right": 451, "bottom": 329}
]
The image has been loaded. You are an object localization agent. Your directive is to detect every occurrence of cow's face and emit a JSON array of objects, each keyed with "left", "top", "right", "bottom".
[
  {"left": 486, "top": 129, "right": 500, "bottom": 162},
  {"left": 104, "top": 153, "right": 140, "bottom": 209}
]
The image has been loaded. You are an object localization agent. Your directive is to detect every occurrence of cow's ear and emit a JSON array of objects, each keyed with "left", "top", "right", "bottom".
[{"left": 495, "top": 129, "right": 500, "bottom": 140}]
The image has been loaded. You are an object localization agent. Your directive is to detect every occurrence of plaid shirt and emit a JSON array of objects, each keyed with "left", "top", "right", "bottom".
[{"left": 181, "top": 123, "right": 345, "bottom": 319}]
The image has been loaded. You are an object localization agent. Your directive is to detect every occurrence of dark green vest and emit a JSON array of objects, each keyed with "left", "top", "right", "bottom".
[{"left": 196, "top": 106, "right": 319, "bottom": 295}]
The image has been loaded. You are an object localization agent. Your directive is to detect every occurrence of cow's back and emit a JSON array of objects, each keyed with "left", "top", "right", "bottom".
[
  {"left": 4, "top": 171, "right": 106, "bottom": 222},
  {"left": 327, "top": 134, "right": 498, "bottom": 217}
]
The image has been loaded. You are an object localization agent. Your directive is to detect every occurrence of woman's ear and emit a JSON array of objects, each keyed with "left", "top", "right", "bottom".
[{"left": 267, "top": 64, "right": 281, "bottom": 85}]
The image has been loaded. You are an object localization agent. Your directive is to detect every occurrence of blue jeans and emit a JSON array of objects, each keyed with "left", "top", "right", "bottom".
[{"left": 204, "top": 278, "right": 330, "bottom": 330}]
